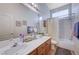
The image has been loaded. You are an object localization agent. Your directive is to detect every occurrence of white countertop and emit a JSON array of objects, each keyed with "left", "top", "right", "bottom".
[{"left": 1, "top": 36, "right": 51, "bottom": 55}]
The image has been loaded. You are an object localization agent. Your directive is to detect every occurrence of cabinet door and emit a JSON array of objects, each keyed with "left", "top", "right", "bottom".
[
  {"left": 38, "top": 49, "right": 45, "bottom": 55},
  {"left": 45, "top": 45, "right": 50, "bottom": 54},
  {"left": 45, "top": 39, "right": 51, "bottom": 54}
]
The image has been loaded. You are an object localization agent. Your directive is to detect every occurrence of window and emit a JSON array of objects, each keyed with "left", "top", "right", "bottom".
[{"left": 52, "top": 9, "right": 69, "bottom": 18}]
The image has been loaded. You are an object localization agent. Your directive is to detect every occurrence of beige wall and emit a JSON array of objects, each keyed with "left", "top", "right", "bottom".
[{"left": 44, "top": 18, "right": 59, "bottom": 40}]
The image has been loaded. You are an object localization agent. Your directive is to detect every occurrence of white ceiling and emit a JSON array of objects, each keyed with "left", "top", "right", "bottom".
[{"left": 46, "top": 3, "right": 68, "bottom": 10}]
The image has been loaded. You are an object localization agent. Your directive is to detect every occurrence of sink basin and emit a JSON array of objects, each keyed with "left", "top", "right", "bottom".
[
  {"left": 1, "top": 43, "right": 27, "bottom": 55},
  {"left": 24, "top": 35, "right": 43, "bottom": 42},
  {"left": 24, "top": 38, "right": 33, "bottom": 42}
]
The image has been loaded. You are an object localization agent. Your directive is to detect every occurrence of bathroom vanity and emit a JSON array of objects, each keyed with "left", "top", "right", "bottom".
[{"left": 0, "top": 36, "right": 52, "bottom": 55}]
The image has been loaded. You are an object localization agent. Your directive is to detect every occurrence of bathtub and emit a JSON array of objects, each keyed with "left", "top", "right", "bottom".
[{"left": 56, "top": 39, "right": 75, "bottom": 51}]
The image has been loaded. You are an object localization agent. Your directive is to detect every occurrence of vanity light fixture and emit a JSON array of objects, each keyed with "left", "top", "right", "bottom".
[{"left": 23, "top": 3, "right": 40, "bottom": 14}]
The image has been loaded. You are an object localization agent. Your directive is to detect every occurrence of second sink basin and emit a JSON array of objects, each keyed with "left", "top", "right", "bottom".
[{"left": 1, "top": 43, "right": 27, "bottom": 55}]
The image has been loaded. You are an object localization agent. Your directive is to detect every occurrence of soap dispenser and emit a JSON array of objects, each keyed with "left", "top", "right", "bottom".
[{"left": 18, "top": 33, "right": 24, "bottom": 45}]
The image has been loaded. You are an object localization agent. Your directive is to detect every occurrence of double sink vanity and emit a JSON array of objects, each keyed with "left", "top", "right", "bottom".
[{"left": 0, "top": 35, "right": 52, "bottom": 55}]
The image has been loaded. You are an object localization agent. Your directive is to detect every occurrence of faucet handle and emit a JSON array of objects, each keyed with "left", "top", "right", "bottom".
[{"left": 12, "top": 43, "right": 17, "bottom": 47}]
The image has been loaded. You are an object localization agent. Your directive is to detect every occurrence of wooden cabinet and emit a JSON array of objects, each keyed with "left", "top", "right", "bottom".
[
  {"left": 45, "top": 39, "right": 51, "bottom": 54},
  {"left": 29, "top": 39, "right": 51, "bottom": 55},
  {"left": 37, "top": 42, "right": 46, "bottom": 55}
]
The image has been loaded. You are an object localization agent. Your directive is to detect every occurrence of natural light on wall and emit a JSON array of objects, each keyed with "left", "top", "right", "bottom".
[
  {"left": 39, "top": 16, "right": 43, "bottom": 21},
  {"left": 52, "top": 9, "right": 69, "bottom": 18}
]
